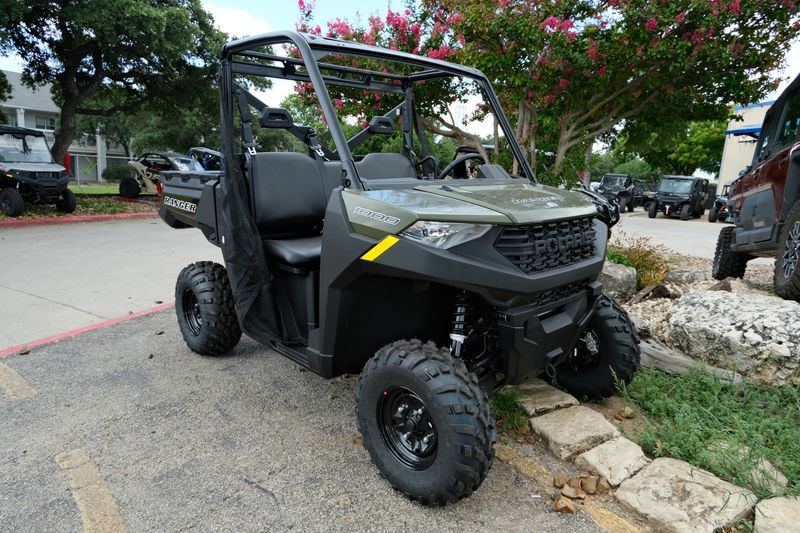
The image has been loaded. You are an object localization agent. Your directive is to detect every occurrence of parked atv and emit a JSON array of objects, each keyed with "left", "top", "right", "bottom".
[
  {"left": 648, "top": 175, "right": 709, "bottom": 220},
  {"left": 598, "top": 173, "right": 635, "bottom": 212},
  {"left": 0, "top": 125, "right": 76, "bottom": 217},
  {"left": 713, "top": 73, "right": 800, "bottom": 302},
  {"left": 708, "top": 184, "right": 732, "bottom": 223},
  {"left": 159, "top": 31, "right": 639, "bottom": 505}
]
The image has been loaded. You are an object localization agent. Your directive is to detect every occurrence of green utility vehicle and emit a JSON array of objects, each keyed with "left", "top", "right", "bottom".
[{"left": 158, "top": 32, "right": 639, "bottom": 505}]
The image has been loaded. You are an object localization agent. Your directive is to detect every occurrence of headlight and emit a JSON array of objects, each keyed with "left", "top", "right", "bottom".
[{"left": 400, "top": 221, "right": 492, "bottom": 249}]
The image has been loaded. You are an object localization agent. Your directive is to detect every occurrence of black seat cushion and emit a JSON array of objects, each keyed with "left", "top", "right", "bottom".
[
  {"left": 262, "top": 235, "right": 322, "bottom": 268},
  {"left": 355, "top": 152, "right": 416, "bottom": 179}
]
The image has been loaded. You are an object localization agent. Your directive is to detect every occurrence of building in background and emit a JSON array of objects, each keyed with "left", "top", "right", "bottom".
[
  {"left": 0, "top": 70, "right": 129, "bottom": 182},
  {"left": 717, "top": 100, "right": 773, "bottom": 194}
]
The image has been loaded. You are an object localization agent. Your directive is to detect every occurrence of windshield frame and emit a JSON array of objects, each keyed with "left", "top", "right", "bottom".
[
  {"left": 658, "top": 177, "right": 694, "bottom": 194},
  {"left": 0, "top": 129, "right": 56, "bottom": 164}
]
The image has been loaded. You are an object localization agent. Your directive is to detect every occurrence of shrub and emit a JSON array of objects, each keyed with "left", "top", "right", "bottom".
[
  {"left": 607, "top": 231, "right": 669, "bottom": 288},
  {"left": 102, "top": 164, "right": 131, "bottom": 182}
]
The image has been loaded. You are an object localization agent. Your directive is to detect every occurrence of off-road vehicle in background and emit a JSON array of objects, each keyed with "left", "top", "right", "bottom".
[
  {"left": 633, "top": 179, "right": 656, "bottom": 211},
  {"left": 708, "top": 183, "right": 733, "bottom": 223},
  {"left": 598, "top": 173, "right": 635, "bottom": 212},
  {"left": 648, "top": 175, "right": 709, "bottom": 220},
  {"left": 0, "top": 125, "right": 76, "bottom": 217},
  {"left": 158, "top": 31, "right": 639, "bottom": 504},
  {"left": 120, "top": 151, "right": 209, "bottom": 198},
  {"left": 713, "top": 74, "right": 800, "bottom": 301}
]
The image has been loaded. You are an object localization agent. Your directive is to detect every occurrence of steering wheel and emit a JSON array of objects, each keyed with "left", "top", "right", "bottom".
[{"left": 438, "top": 153, "right": 487, "bottom": 180}]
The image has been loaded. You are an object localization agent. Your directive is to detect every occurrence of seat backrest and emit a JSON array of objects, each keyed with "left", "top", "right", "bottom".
[
  {"left": 250, "top": 152, "right": 329, "bottom": 237},
  {"left": 355, "top": 153, "right": 416, "bottom": 180}
]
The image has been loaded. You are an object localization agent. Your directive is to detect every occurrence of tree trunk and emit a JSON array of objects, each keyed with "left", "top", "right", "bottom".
[
  {"left": 553, "top": 140, "right": 569, "bottom": 175},
  {"left": 51, "top": 97, "right": 79, "bottom": 164}
]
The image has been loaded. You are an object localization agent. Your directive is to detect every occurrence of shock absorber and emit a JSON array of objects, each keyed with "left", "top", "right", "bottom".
[{"left": 450, "top": 291, "right": 471, "bottom": 358}]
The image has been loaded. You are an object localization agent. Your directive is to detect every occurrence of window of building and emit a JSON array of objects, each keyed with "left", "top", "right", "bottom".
[
  {"left": 35, "top": 115, "right": 57, "bottom": 130},
  {"left": 8, "top": 115, "right": 17, "bottom": 127}
]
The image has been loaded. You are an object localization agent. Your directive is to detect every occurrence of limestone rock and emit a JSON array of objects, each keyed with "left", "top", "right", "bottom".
[
  {"left": 575, "top": 437, "right": 650, "bottom": 486},
  {"left": 668, "top": 291, "right": 800, "bottom": 386},
  {"left": 615, "top": 458, "right": 757, "bottom": 533},
  {"left": 754, "top": 497, "right": 800, "bottom": 533},
  {"left": 516, "top": 379, "right": 579, "bottom": 416},
  {"left": 600, "top": 261, "right": 637, "bottom": 301},
  {"left": 552, "top": 495, "right": 577, "bottom": 513},
  {"left": 529, "top": 406, "right": 619, "bottom": 459}
]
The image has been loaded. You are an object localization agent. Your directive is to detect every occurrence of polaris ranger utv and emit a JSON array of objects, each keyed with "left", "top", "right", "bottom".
[
  {"left": 648, "top": 175, "right": 709, "bottom": 220},
  {"left": 159, "top": 32, "right": 639, "bottom": 504},
  {"left": 713, "top": 73, "right": 800, "bottom": 302},
  {"left": 0, "top": 125, "right": 76, "bottom": 217},
  {"left": 598, "top": 173, "right": 634, "bottom": 212}
]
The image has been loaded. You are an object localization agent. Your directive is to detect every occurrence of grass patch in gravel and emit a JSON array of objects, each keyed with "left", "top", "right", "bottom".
[
  {"left": 607, "top": 231, "right": 669, "bottom": 288},
  {"left": 0, "top": 196, "right": 156, "bottom": 220},
  {"left": 490, "top": 388, "right": 529, "bottom": 436},
  {"left": 621, "top": 368, "right": 800, "bottom": 498}
]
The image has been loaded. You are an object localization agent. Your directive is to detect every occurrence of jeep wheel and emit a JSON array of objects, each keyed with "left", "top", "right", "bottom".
[
  {"left": 0, "top": 188, "right": 25, "bottom": 217},
  {"left": 680, "top": 204, "right": 691, "bottom": 221},
  {"left": 618, "top": 196, "right": 628, "bottom": 213},
  {"left": 708, "top": 205, "right": 719, "bottom": 223},
  {"left": 56, "top": 189, "right": 77, "bottom": 213},
  {"left": 119, "top": 177, "right": 141, "bottom": 199},
  {"left": 550, "top": 296, "right": 640, "bottom": 399},
  {"left": 774, "top": 202, "right": 800, "bottom": 301},
  {"left": 712, "top": 226, "right": 749, "bottom": 280},
  {"left": 357, "top": 340, "right": 495, "bottom": 505},
  {"left": 175, "top": 261, "right": 241, "bottom": 355},
  {"left": 647, "top": 201, "right": 657, "bottom": 218},
  {"left": 627, "top": 198, "right": 635, "bottom": 212}
]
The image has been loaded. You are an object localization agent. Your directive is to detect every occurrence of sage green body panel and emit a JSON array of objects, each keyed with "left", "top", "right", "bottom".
[{"left": 342, "top": 180, "right": 595, "bottom": 237}]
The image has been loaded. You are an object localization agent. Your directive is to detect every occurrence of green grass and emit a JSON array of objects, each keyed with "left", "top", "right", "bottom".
[
  {"left": 490, "top": 388, "right": 528, "bottom": 436},
  {"left": 0, "top": 196, "right": 157, "bottom": 220},
  {"left": 620, "top": 368, "right": 800, "bottom": 498},
  {"left": 70, "top": 183, "right": 121, "bottom": 195}
]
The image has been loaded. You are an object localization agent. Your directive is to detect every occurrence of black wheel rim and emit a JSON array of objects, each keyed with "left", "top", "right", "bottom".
[
  {"left": 182, "top": 289, "right": 202, "bottom": 335},
  {"left": 783, "top": 221, "right": 800, "bottom": 279},
  {"left": 378, "top": 387, "right": 437, "bottom": 470},
  {"left": 560, "top": 331, "right": 602, "bottom": 376}
]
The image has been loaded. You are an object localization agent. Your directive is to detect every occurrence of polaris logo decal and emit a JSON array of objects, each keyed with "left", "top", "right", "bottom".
[
  {"left": 353, "top": 206, "right": 400, "bottom": 226},
  {"left": 532, "top": 230, "right": 596, "bottom": 255},
  {"left": 163, "top": 196, "right": 197, "bottom": 213},
  {"left": 511, "top": 196, "right": 560, "bottom": 207}
]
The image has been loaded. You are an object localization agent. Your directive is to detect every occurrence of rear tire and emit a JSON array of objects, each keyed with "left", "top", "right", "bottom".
[
  {"left": 712, "top": 226, "right": 749, "bottom": 280},
  {"left": 175, "top": 261, "right": 241, "bottom": 355},
  {"left": 774, "top": 201, "right": 800, "bottom": 301},
  {"left": 56, "top": 189, "right": 77, "bottom": 213},
  {"left": 627, "top": 197, "right": 635, "bottom": 212},
  {"left": 357, "top": 340, "right": 495, "bottom": 505},
  {"left": 618, "top": 196, "right": 627, "bottom": 213},
  {"left": 119, "top": 177, "right": 141, "bottom": 199},
  {"left": 550, "top": 296, "right": 640, "bottom": 399},
  {"left": 647, "top": 201, "right": 657, "bottom": 218},
  {"left": 0, "top": 188, "right": 25, "bottom": 217},
  {"left": 680, "top": 204, "right": 691, "bottom": 221},
  {"left": 708, "top": 205, "right": 719, "bottom": 223}
]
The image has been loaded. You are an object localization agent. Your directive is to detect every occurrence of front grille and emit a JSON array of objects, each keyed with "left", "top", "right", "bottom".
[
  {"left": 33, "top": 171, "right": 58, "bottom": 179},
  {"left": 531, "top": 280, "right": 589, "bottom": 307},
  {"left": 495, "top": 217, "right": 597, "bottom": 274}
]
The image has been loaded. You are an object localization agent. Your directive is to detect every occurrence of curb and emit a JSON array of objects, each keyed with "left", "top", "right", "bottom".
[
  {"left": 0, "top": 302, "right": 175, "bottom": 358},
  {"left": 0, "top": 211, "right": 158, "bottom": 229}
]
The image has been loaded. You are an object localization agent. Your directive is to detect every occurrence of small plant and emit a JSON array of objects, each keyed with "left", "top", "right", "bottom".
[
  {"left": 102, "top": 164, "right": 131, "bottom": 182},
  {"left": 490, "top": 388, "right": 528, "bottom": 436},
  {"left": 607, "top": 230, "right": 669, "bottom": 288}
]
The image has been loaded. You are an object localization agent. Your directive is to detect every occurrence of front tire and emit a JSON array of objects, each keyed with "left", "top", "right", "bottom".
[
  {"left": 680, "top": 204, "right": 691, "bottom": 221},
  {"left": 708, "top": 205, "right": 719, "bottom": 223},
  {"left": 550, "top": 296, "right": 640, "bottom": 399},
  {"left": 647, "top": 201, "right": 657, "bottom": 218},
  {"left": 774, "top": 201, "right": 800, "bottom": 301},
  {"left": 357, "top": 340, "right": 495, "bottom": 505},
  {"left": 175, "top": 261, "right": 241, "bottom": 355},
  {"left": 712, "top": 226, "right": 749, "bottom": 280},
  {"left": 0, "top": 188, "right": 25, "bottom": 217},
  {"left": 56, "top": 189, "right": 77, "bottom": 213},
  {"left": 618, "top": 196, "right": 627, "bottom": 213},
  {"left": 119, "top": 177, "right": 141, "bottom": 199}
]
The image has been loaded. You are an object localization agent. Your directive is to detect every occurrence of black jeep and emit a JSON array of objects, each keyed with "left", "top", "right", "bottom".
[
  {"left": 648, "top": 175, "right": 709, "bottom": 220},
  {"left": 0, "top": 125, "right": 75, "bottom": 217},
  {"left": 598, "top": 173, "right": 635, "bottom": 212}
]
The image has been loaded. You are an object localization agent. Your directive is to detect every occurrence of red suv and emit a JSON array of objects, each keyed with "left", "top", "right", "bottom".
[{"left": 713, "top": 75, "right": 800, "bottom": 301}]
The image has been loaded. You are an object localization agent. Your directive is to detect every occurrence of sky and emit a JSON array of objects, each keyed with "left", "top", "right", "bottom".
[{"left": 0, "top": 0, "right": 798, "bottom": 102}]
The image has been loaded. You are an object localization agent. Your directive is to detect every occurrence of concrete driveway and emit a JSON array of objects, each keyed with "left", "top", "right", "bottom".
[
  {"left": 0, "top": 312, "right": 603, "bottom": 532},
  {"left": 0, "top": 218, "right": 222, "bottom": 349}
]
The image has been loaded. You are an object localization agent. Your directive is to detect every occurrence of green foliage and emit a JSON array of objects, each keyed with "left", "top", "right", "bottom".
[
  {"left": 589, "top": 151, "right": 659, "bottom": 182},
  {"left": 613, "top": 158, "right": 659, "bottom": 182},
  {"left": 607, "top": 232, "right": 669, "bottom": 288},
  {"left": 621, "top": 368, "right": 800, "bottom": 498},
  {"left": 101, "top": 165, "right": 130, "bottom": 182},
  {"left": 0, "top": 71, "right": 10, "bottom": 123},
  {"left": 669, "top": 120, "right": 726, "bottom": 175},
  {"left": 490, "top": 388, "right": 528, "bottom": 436}
]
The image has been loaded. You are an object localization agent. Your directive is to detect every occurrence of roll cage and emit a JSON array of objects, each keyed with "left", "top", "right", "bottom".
[{"left": 217, "top": 31, "right": 536, "bottom": 191}]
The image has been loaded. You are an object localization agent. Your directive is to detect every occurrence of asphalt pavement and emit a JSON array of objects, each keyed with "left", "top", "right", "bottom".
[
  {"left": 0, "top": 312, "right": 603, "bottom": 532},
  {"left": 0, "top": 218, "right": 222, "bottom": 349}
]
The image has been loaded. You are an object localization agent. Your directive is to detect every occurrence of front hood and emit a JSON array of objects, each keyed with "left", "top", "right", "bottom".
[
  {"left": 2, "top": 162, "right": 66, "bottom": 173},
  {"left": 414, "top": 181, "right": 596, "bottom": 224}
]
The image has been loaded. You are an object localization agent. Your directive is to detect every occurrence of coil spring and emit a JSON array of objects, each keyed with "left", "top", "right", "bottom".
[{"left": 451, "top": 292, "right": 472, "bottom": 337}]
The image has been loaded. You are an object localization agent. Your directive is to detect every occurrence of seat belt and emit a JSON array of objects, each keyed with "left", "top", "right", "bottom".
[
  {"left": 234, "top": 88, "right": 257, "bottom": 157},
  {"left": 305, "top": 129, "right": 333, "bottom": 206}
]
